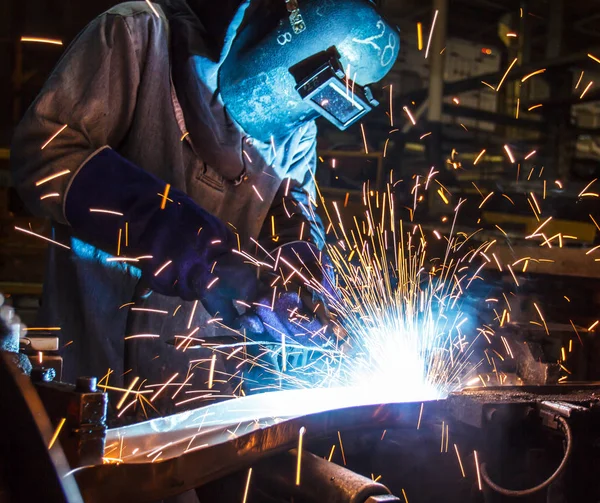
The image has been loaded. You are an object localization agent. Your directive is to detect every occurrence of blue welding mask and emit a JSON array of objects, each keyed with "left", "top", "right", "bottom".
[{"left": 219, "top": 0, "right": 400, "bottom": 142}]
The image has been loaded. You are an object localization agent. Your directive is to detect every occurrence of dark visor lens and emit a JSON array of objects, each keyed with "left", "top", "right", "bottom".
[{"left": 310, "top": 82, "right": 365, "bottom": 126}]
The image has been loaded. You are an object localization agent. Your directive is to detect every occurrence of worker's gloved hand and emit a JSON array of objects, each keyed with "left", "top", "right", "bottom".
[
  {"left": 65, "top": 147, "right": 259, "bottom": 318},
  {"left": 238, "top": 241, "right": 338, "bottom": 347}
]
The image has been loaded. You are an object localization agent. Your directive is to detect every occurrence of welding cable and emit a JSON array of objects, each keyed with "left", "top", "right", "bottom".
[{"left": 480, "top": 416, "right": 573, "bottom": 497}]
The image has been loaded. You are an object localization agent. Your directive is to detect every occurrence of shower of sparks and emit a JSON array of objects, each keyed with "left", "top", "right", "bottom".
[{"left": 424, "top": 10, "right": 439, "bottom": 59}]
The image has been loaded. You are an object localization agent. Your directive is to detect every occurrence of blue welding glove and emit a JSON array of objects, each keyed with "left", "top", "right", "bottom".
[
  {"left": 64, "top": 147, "right": 259, "bottom": 322},
  {"left": 239, "top": 241, "right": 339, "bottom": 347}
]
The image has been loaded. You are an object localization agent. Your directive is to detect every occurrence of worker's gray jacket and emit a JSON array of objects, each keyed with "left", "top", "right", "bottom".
[{"left": 10, "top": 0, "right": 318, "bottom": 412}]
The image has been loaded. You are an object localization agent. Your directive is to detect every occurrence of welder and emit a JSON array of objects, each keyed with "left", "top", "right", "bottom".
[{"left": 11, "top": 0, "right": 399, "bottom": 414}]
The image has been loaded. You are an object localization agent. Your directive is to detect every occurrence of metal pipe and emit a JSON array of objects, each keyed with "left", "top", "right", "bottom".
[{"left": 253, "top": 449, "right": 400, "bottom": 503}]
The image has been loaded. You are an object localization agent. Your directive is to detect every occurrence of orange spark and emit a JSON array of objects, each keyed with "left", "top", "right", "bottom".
[
  {"left": 403, "top": 106, "right": 416, "bottom": 125},
  {"left": 90, "top": 208, "right": 124, "bottom": 216},
  {"left": 116, "top": 377, "right": 139, "bottom": 410},
  {"left": 588, "top": 53, "right": 600, "bottom": 64},
  {"left": 360, "top": 123, "right": 369, "bottom": 153},
  {"left": 521, "top": 69, "right": 546, "bottom": 82},
  {"left": 160, "top": 184, "right": 171, "bottom": 210},
  {"left": 503, "top": 145, "right": 515, "bottom": 163},
  {"left": 35, "top": 168, "right": 70, "bottom": 186},
  {"left": 40, "top": 192, "right": 60, "bottom": 200},
  {"left": 496, "top": 58, "right": 518, "bottom": 92},
  {"left": 296, "top": 426, "right": 306, "bottom": 486},
  {"left": 208, "top": 354, "right": 216, "bottom": 389},
  {"left": 474, "top": 149, "right": 486, "bottom": 165},
  {"left": 21, "top": 36, "right": 63, "bottom": 45},
  {"left": 41, "top": 124, "right": 68, "bottom": 150},
  {"left": 15, "top": 226, "right": 70, "bottom": 249},
  {"left": 580, "top": 81, "right": 593, "bottom": 99},
  {"left": 154, "top": 260, "right": 172, "bottom": 276},
  {"left": 242, "top": 468, "right": 253, "bottom": 503},
  {"left": 124, "top": 334, "right": 160, "bottom": 340},
  {"left": 48, "top": 418, "right": 66, "bottom": 449},
  {"left": 424, "top": 10, "right": 439, "bottom": 59},
  {"left": 474, "top": 451, "right": 482, "bottom": 490}
]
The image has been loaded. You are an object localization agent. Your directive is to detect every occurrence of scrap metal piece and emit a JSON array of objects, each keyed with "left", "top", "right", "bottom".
[
  {"left": 33, "top": 374, "right": 107, "bottom": 467},
  {"left": 512, "top": 340, "right": 561, "bottom": 385}
]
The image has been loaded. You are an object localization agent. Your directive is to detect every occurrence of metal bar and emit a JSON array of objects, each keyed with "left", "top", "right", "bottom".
[
  {"left": 426, "top": 0, "right": 447, "bottom": 124},
  {"left": 73, "top": 391, "right": 441, "bottom": 503},
  {"left": 253, "top": 449, "right": 399, "bottom": 502}
]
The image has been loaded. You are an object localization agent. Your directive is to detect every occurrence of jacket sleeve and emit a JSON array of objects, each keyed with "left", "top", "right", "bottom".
[
  {"left": 10, "top": 12, "right": 144, "bottom": 224},
  {"left": 260, "top": 122, "right": 326, "bottom": 251}
]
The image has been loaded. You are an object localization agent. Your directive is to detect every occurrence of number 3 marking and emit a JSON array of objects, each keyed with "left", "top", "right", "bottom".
[{"left": 277, "top": 32, "right": 292, "bottom": 45}]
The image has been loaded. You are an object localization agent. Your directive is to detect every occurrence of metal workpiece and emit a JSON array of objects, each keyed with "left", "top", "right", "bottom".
[
  {"left": 73, "top": 389, "right": 443, "bottom": 503},
  {"left": 253, "top": 449, "right": 399, "bottom": 503},
  {"left": 33, "top": 374, "right": 107, "bottom": 468}
]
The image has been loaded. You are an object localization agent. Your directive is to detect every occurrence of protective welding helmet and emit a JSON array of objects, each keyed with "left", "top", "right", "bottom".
[{"left": 219, "top": 0, "right": 400, "bottom": 142}]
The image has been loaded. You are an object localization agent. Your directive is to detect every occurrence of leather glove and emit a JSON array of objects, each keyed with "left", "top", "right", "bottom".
[
  {"left": 238, "top": 241, "right": 339, "bottom": 347},
  {"left": 65, "top": 147, "right": 259, "bottom": 318}
]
